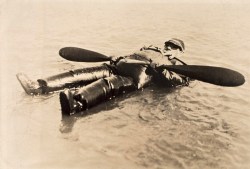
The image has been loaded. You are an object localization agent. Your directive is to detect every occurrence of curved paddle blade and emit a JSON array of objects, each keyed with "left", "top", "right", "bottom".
[
  {"left": 162, "top": 65, "right": 245, "bottom": 87},
  {"left": 59, "top": 47, "right": 112, "bottom": 62}
]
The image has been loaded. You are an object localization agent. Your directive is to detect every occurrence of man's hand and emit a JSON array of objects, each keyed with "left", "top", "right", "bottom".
[{"left": 145, "top": 63, "right": 158, "bottom": 76}]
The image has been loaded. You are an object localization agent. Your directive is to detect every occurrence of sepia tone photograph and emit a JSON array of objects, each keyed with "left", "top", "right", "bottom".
[{"left": 1, "top": 0, "right": 249, "bottom": 169}]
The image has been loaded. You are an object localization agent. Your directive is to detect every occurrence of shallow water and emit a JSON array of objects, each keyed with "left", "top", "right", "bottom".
[{"left": 1, "top": 1, "right": 250, "bottom": 169}]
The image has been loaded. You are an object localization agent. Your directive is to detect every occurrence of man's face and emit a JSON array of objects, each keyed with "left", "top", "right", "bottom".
[{"left": 164, "top": 43, "right": 181, "bottom": 59}]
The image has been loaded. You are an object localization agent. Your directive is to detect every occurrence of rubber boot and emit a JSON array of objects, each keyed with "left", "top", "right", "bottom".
[
  {"left": 59, "top": 89, "right": 83, "bottom": 116},
  {"left": 38, "top": 64, "right": 114, "bottom": 94},
  {"left": 59, "top": 75, "right": 135, "bottom": 115}
]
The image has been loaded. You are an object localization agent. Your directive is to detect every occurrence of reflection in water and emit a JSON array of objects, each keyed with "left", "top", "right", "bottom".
[
  {"left": 59, "top": 90, "right": 136, "bottom": 133},
  {"left": 60, "top": 116, "right": 78, "bottom": 133}
]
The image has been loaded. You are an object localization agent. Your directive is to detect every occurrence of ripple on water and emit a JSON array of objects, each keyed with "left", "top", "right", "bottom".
[
  {"left": 123, "top": 116, "right": 236, "bottom": 169},
  {"left": 115, "top": 83, "right": 243, "bottom": 169}
]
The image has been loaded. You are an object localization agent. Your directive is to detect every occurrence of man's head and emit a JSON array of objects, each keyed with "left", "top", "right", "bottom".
[
  {"left": 164, "top": 38, "right": 185, "bottom": 52},
  {"left": 164, "top": 38, "right": 185, "bottom": 59}
]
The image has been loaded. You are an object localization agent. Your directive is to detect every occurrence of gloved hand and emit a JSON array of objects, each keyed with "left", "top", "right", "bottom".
[
  {"left": 110, "top": 56, "right": 125, "bottom": 65},
  {"left": 145, "top": 63, "right": 159, "bottom": 76}
]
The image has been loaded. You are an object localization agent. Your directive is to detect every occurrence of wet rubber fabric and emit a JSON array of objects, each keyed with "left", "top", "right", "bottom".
[
  {"left": 115, "top": 49, "right": 163, "bottom": 89},
  {"left": 37, "top": 64, "right": 113, "bottom": 93},
  {"left": 16, "top": 47, "right": 163, "bottom": 95},
  {"left": 60, "top": 75, "right": 135, "bottom": 115}
]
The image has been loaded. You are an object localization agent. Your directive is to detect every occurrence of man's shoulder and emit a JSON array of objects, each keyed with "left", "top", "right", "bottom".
[{"left": 140, "top": 45, "right": 162, "bottom": 53}]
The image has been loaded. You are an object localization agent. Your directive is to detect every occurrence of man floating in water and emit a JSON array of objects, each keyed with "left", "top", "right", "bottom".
[{"left": 16, "top": 38, "right": 245, "bottom": 115}]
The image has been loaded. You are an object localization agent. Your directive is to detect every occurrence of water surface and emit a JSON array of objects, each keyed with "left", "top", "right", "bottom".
[{"left": 1, "top": 1, "right": 250, "bottom": 169}]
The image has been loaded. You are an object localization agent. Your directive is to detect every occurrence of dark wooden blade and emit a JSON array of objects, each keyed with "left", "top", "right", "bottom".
[
  {"left": 59, "top": 47, "right": 112, "bottom": 62},
  {"left": 160, "top": 65, "right": 245, "bottom": 87}
]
